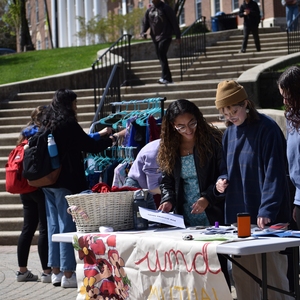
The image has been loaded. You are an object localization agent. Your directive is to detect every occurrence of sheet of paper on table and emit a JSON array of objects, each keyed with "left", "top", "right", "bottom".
[{"left": 139, "top": 207, "right": 186, "bottom": 228}]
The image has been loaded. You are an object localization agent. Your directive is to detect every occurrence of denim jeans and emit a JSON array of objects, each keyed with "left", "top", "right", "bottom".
[
  {"left": 124, "top": 177, "right": 157, "bottom": 210},
  {"left": 42, "top": 187, "right": 76, "bottom": 272},
  {"left": 286, "top": 4, "right": 299, "bottom": 31}
]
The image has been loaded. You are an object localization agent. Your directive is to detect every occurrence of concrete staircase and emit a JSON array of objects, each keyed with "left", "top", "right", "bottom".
[{"left": 0, "top": 27, "right": 288, "bottom": 245}]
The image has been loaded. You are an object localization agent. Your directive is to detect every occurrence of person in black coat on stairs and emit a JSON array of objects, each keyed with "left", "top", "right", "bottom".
[{"left": 239, "top": 0, "right": 261, "bottom": 53}]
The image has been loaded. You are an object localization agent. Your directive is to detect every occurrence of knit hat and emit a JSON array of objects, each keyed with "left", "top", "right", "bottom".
[{"left": 215, "top": 80, "right": 248, "bottom": 109}]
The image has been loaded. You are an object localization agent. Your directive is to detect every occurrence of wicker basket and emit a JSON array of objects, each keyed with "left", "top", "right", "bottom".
[{"left": 66, "top": 191, "right": 135, "bottom": 232}]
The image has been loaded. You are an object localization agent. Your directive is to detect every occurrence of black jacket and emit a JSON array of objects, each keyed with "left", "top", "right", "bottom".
[
  {"left": 160, "top": 138, "right": 225, "bottom": 226},
  {"left": 142, "top": 1, "right": 181, "bottom": 42},
  {"left": 239, "top": 0, "right": 261, "bottom": 28},
  {"left": 52, "top": 120, "right": 112, "bottom": 194}
]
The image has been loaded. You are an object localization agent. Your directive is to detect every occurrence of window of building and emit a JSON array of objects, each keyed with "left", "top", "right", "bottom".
[
  {"left": 196, "top": 0, "right": 202, "bottom": 19},
  {"left": 179, "top": 7, "right": 185, "bottom": 26},
  {"left": 215, "top": 0, "right": 220, "bottom": 14},
  {"left": 45, "top": 37, "right": 49, "bottom": 49},
  {"left": 36, "top": 32, "right": 41, "bottom": 50},
  {"left": 27, "top": 3, "right": 31, "bottom": 26},
  {"left": 35, "top": 0, "right": 39, "bottom": 23},
  {"left": 118, "top": 7, "right": 122, "bottom": 15},
  {"left": 138, "top": 1, "right": 144, "bottom": 9},
  {"left": 128, "top": 4, "right": 133, "bottom": 13},
  {"left": 232, "top": 0, "right": 239, "bottom": 10},
  {"left": 44, "top": 2, "right": 47, "bottom": 20}
]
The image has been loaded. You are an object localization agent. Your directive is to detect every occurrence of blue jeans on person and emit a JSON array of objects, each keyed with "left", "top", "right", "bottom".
[
  {"left": 42, "top": 187, "right": 76, "bottom": 272},
  {"left": 124, "top": 177, "right": 157, "bottom": 210},
  {"left": 153, "top": 38, "right": 173, "bottom": 82},
  {"left": 286, "top": 4, "right": 299, "bottom": 31}
]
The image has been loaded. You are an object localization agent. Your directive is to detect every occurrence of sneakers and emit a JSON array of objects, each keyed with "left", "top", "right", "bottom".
[
  {"left": 61, "top": 273, "right": 77, "bottom": 288},
  {"left": 158, "top": 78, "right": 173, "bottom": 84},
  {"left": 52, "top": 271, "right": 63, "bottom": 286},
  {"left": 41, "top": 272, "right": 52, "bottom": 283},
  {"left": 16, "top": 270, "right": 38, "bottom": 282},
  {"left": 239, "top": 49, "right": 246, "bottom": 53}
]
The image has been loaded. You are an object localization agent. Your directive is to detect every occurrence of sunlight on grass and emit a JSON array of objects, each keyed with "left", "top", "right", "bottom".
[{"left": 0, "top": 43, "right": 111, "bottom": 85}]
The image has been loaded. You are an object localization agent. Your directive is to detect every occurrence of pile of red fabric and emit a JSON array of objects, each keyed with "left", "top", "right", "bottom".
[{"left": 91, "top": 182, "right": 139, "bottom": 193}]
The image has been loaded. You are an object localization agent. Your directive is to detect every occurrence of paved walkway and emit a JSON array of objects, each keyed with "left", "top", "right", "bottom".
[
  {"left": 0, "top": 245, "right": 237, "bottom": 299},
  {"left": 0, "top": 246, "right": 77, "bottom": 300}
]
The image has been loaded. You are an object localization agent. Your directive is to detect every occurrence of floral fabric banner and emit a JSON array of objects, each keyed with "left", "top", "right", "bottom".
[{"left": 73, "top": 232, "right": 232, "bottom": 300}]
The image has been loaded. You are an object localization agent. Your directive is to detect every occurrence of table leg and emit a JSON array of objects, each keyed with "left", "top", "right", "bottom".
[
  {"left": 293, "top": 246, "right": 300, "bottom": 300},
  {"left": 261, "top": 253, "right": 267, "bottom": 300}
]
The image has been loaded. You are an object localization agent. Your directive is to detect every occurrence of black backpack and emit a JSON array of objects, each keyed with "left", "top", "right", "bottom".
[{"left": 22, "top": 128, "right": 61, "bottom": 187}]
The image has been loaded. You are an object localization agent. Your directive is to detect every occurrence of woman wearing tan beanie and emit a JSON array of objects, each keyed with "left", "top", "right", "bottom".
[{"left": 215, "top": 80, "right": 292, "bottom": 300}]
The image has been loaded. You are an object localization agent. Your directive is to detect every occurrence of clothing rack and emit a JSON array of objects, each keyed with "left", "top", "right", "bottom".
[
  {"left": 89, "top": 97, "right": 166, "bottom": 134},
  {"left": 110, "top": 97, "right": 166, "bottom": 120}
]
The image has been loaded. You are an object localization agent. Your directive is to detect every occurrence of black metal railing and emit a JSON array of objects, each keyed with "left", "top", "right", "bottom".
[
  {"left": 180, "top": 16, "right": 207, "bottom": 81},
  {"left": 287, "top": 13, "right": 300, "bottom": 54},
  {"left": 91, "top": 64, "right": 120, "bottom": 124},
  {"left": 91, "top": 34, "right": 132, "bottom": 123}
]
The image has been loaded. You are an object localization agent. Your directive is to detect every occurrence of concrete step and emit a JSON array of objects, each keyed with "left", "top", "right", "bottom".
[
  {"left": 0, "top": 204, "right": 23, "bottom": 217},
  {"left": 0, "top": 97, "right": 95, "bottom": 111},
  {"left": 0, "top": 231, "right": 38, "bottom": 245},
  {"left": 12, "top": 89, "right": 95, "bottom": 101},
  {"left": 0, "top": 27, "right": 287, "bottom": 245},
  {"left": 0, "top": 192, "right": 21, "bottom": 204},
  {"left": 0, "top": 168, "right": 5, "bottom": 180},
  {"left": 0, "top": 105, "right": 96, "bottom": 122},
  {"left": 0, "top": 217, "right": 23, "bottom": 231}
]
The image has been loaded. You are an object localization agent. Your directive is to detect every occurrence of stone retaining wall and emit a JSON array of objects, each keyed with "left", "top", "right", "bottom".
[{"left": 0, "top": 30, "right": 242, "bottom": 102}]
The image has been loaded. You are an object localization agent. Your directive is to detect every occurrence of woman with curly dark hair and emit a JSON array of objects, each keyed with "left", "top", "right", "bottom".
[
  {"left": 157, "top": 99, "right": 224, "bottom": 225},
  {"left": 157, "top": 99, "right": 230, "bottom": 289},
  {"left": 278, "top": 66, "right": 300, "bottom": 229},
  {"left": 41, "top": 89, "right": 116, "bottom": 288}
]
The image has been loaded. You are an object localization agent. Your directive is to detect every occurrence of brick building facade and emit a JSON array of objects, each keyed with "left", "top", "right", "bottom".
[{"left": 25, "top": 0, "right": 287, "bottom": 50}]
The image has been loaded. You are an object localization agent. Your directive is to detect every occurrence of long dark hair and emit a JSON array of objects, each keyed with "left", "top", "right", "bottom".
[
  {"left": 157, "top": 99, "right": 222, "bottom": 175},
  {"left": 42, "top": 89, "right": 77, "bottom": 130},
  {"left": 278, "top": 66, "right": 300, "bottom": 131}
]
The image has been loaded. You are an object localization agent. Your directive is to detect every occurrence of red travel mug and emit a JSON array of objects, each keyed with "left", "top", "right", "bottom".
[{"left": 237, "top": 212, "right": 251, "bottom": 238}]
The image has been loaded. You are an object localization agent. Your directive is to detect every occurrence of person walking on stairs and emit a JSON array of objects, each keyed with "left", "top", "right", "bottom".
[
  {"left": 239, "top": 0, "right": 261, "bottom": 53},
  {"left": 141, "top": 0, "right": 181, "bottom": 84}
]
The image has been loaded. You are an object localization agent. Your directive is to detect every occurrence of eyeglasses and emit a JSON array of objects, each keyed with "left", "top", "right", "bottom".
[
  {"left": 174, "top": 121, "right": 197, "bottom": 133},
  {"left": 221, "top": 105, "right": 243, "bottom": 119}
]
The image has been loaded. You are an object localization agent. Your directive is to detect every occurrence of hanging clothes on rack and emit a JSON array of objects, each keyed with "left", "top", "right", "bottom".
[
  {"left": 85, "top": 97, "right": 165, "bottom": 188},
  {"left": 109, "top": 97, "right": 165, "bottom": 151}
]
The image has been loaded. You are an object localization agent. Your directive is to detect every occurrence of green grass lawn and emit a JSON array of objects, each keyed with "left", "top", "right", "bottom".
[{"left": 0, "top": 43, "right": 111, "bottom": 85}]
